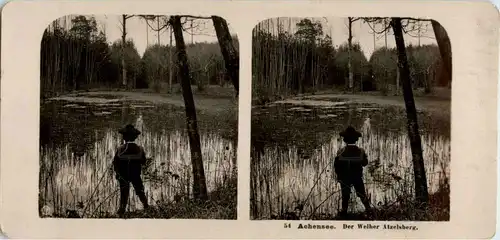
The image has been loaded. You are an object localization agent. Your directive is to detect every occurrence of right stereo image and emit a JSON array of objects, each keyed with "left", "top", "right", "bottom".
[{"left": 250, "top": 17, "right": 451, "bottom": 221}]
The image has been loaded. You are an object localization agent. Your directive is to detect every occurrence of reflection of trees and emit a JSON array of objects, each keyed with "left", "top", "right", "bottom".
[
  {"left": 41, "top": 14, "right": 240, "bottom": 203},
  {"left": 39, "top": 103, "right": 107, "bottom": 158},
  {"left": 252, "top": 17, "right": 453, "bottom": 210}
]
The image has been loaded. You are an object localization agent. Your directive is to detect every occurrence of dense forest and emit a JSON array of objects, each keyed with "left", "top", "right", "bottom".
[
  {"left": 40, "top": 15, "right": 239, "bottom": 99},
  {"left": 252, "top": 18, "right": 447, "bottom": 102}
]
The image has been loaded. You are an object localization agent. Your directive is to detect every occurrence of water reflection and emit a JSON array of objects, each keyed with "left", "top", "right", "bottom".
[
  {"left": 250, "top": 99, "right": 450, "bottom": 220},
  {"left": 39, "top": 99, "right": 236, "bottom": 217}
]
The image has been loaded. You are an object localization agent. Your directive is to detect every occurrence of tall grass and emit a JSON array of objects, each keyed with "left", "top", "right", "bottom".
[
  {"left": 39, "top": 122, "right": 236, "bottom": 218},
  {"left": 251, "top": 127, "right": 450, "bottom": 220}
]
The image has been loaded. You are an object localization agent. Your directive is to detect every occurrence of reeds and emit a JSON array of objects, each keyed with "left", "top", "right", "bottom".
[
  {"left": 251, "top": 128, "right": 450, "bottom": 220},
  {"left": 39, "top": 125, "right": 236, "bottom": 218}
]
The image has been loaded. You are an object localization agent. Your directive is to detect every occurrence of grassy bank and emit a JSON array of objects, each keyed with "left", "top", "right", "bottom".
[{"left": 47, "top": 175, "right": 237, "bottom": 219}]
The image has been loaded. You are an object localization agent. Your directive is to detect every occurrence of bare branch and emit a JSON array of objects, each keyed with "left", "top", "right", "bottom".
[
  {"left": 361, "top": 17, "right": 432, "bottom": 36},
  {"left": 142, "top": 15, "right": 210, "bottom": 37},
  {"left": 181, "top": 21, "right": 202, "bottom": 31},
  {"left": 362, "top": 17, "right": 387, "bottom": 23},
  {"left": 146, "top": 19, "right": 170, "bottom": 32},
  {"left": 406, "top": 31, "right": 435, "bottom": 39},
  {"left": 184, "top": 31, "right": 216, "bottom": 38},
  {"left": 350, "top": 17, "right": 362, "bottom": 22},
  {"left": 180, "top": 15, "right": 212, "bottom": 20},
  {"left": 365, "top": 19, "right": 392, "bottom": 34},
  {"left": 138, "top": 14, "right": 157, "bottom": 21},
  {"left": 404, "top": 17, "right": 433, "bottom": 22},
  {"left": 124, "top": 14, "right": 135, "bottom": 20}
]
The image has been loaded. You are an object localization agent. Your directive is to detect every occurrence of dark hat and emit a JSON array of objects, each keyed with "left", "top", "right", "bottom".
[
  {"left": 119, "top": 124, "right": 141, "bottom": 138},
  {"left": 339, "top": 126, "right": 362, "bottom": 139}
]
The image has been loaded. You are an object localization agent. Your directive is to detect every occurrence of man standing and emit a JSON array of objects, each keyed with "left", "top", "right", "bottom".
[
  {"left": 113, "top": 124, "right": 149, "bottom": 217},
  {"left": 334, "top": 126, "right": 372, "bottom": 218}
]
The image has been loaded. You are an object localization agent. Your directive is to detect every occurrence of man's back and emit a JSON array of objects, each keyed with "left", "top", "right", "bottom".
[
  {"left": 334, "top": 145, "right": 368, "bottom": 181},
  {"left": 113, "top": 142, "right": 146, "bottom": 178}
]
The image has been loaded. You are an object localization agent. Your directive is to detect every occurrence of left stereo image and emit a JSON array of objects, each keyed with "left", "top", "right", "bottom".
[{"left": 38, "top": 14, "right": 239, "bottom": 219}]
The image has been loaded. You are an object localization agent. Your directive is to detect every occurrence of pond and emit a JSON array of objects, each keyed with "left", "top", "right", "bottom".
[
  {"left": 39, "top": 94, "right": 237, "bottom": 218},
  {"left": 250, "top": 96, "right": 451, "bottom": 220}
]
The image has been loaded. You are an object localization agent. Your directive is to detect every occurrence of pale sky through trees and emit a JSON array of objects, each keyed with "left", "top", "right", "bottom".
[
  {"left": 93, "top": 15, "right": 227, "bottom": 56},
  {"left": 256, "top": 17, "right": 438, "bottom": 59},
  {"left": 325, "top": 17, "right": 436, "bottom": 58},
  {"left": 88, "top": 15, "right": 437, "bottom": 58}
]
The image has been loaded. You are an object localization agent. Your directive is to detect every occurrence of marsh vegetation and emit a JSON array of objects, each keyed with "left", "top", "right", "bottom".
[
  {"left": 251, "top": 96, "right": 450, "bottom": 220},
  {"left": 251, "top": 17, "right": 451, "bottom": 220},
  {"left": 39, "top": 92, "right": 238, "bottom": 219},
  {"left": 39, "top": 14, "right": 239, "bottom": 219}
]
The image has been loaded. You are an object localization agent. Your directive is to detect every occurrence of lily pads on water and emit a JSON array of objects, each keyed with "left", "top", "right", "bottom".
[
  {"left": 131, "top": 104, "right": 156, "bottom": 109},
  {"left": 92, "top": 111, "right": 113, "bottom": 116},
  {"left": 274, "top": 99, "right": 349, "bottom": 108},
  {"left": 318, "top": 114, "right": 338, "bottom": 119},
  {"left": 63, "top": 104, "right": 87, "bottom": 109}
]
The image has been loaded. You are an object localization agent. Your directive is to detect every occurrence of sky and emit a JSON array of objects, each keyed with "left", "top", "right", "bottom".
[
  {"left": 76, "top": 15, "right": 437, "bottom": 59},
  {"left": 48, "top": 15, "right": 437, "bottom": 59},
  {"left": 92, "top": 15, "right": 228, "bottom": 56},
  {"left": 256, "top": 17, "right": 438, "bottom": 59},
  {"left": 325, "top": 17, "right": 436, "bottom": 58}
]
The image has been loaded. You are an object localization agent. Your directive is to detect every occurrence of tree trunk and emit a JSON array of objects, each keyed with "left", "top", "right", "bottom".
[
  {"left": 171, "top": 15, "right": 208, "bottom": 201},
  {"left": 146, "top": 18, "right": 149, "bottom": 44},
  {"left": 372, "top": 22, "right": 376, "bottom": 49},
  {"left": 431, "top": 20, "right": 452, "bottom": 88},
  {"left": 384, "top": 19, "right": 388, "bottom": 48},
  {"left": 212, "top": 16, "right": 239, "bottom": 96},
  {"left": 156, "top": 16, "right": 162, "bottom": 92},
  {"left": 169, "top": 27, "right": 173, "bottom": 93},
  {"left": 424, "top": 65, "right": 432, "bottom": 94},
  {"left": 348, "top": 18, "right": 354, "bottom": 92},
  {"left": 391, "top": 18, "right": 429, "bottom": 208},
  {"left": 191, "top": 20, "right": 194, "bottom": 44},
  {"left": 396, "top": 60, "right": 400, "bottom": 93},
  {"left": 121, "top": 15, "right": 127, "bottom": 88},
  {"left": 157, "top": 16, "right": 161, "bottom": 45}
]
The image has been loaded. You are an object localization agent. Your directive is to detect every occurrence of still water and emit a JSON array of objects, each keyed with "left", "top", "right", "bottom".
[
  {"left": 250, "top": 96, "right": 451, "bottom": 220},
  {"left": 39, "top": 94, "right": 237, "bottom": 217}
]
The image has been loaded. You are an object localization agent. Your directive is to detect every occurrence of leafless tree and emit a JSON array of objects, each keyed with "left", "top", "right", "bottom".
[
  {"left": 431, "top": 20, "right": 452, "bottom": 88},
  {"left": 169, "top": 15, "right": 209, "bottom": 201},
  {"left": 119, "top": 14, "right": 135, "bottom": 87},
  {"left": 139, "top": 15, "right": 210, "bottom": 92},
  {"left": 346, "top": 17, "right": 362, "bottom": 92},
  {"left": 138, "top": 15, "right": 239, "bottom": 200},
  {"left": 212, "top": 16, "right": 239, "bottom": 96},
  {"left": 363, "top": 17, "right": 445, "bottom": 208}
]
